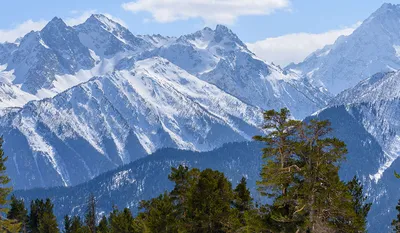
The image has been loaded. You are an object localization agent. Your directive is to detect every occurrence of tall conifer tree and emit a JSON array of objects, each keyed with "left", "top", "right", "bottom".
[
  {"left": 7, "top": 195, "right": 28, "bottom": 233},
  {"left": 0, "top": 137, "right": 21, "bottom": 232},
  {"left": 85, "top": 194, "right": 96, "bottom": 233},
  {"left": 255, "top": 109, "right": 367, "bottom": 232}
]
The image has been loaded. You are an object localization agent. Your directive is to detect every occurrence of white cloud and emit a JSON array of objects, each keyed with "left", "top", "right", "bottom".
[
  {"left": 0, "top": 11, "right": 128, "bottom": 43},
  {"left": 247, "top": 22, "right": 362, "bottom": 67},
  {"left": 122, "top": 0, "right": 290, "bottom": 24},
  {"left": 0, "top": 20, "right": 47, "bottom": 43}
]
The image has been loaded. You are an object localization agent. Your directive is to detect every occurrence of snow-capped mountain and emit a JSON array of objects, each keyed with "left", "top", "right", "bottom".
[
  {"left": 75, "top": 14, "right": 151, "bottom": 57},
  {"left": 143, "top": 25, "right": 329, "bottom": 119},
  {"left": 9, "top": 17, "right": 95, "bottom": 94},
  {"left": 137, "top": 34, "right": 177, "bottom": 48},
  {"left": 307, "top": 69, "right": 400, "bottom": 232},
  {"left": 0, "top": 15, "right": 151, "bottom": 109},
  {"left": 0, "top": 17, "right": 97, "bottom": 108},
  {"left": 0, "top": 14, "right": 328, "bottom": 117},
  {"left": 1, "top": 57, "right": 263, "bottom": 189},
  {"left": 3, "top": 4, "right": 400, "bottom": 232},
  {"left": 0, "top": 14, "right": 331, "bottom": 189},
  {"left": 0, "top": 43, "right": 17, "bottom": 65},
  {"left": 329, "top": 70, "right": 400, "bottom": 182},
  {"left": 287, "top": 3, "right": 400, "bottom": 95}
]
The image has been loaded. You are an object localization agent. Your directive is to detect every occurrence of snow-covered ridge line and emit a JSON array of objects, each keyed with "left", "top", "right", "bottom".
[
  {"left": 287, "top": 3, "right": 400, "bottom": 96},
  {"left": 0, "top": 13, "right": 330, "bottom": 190},
  {"left": 328, "top": 70, "right": 400, "bottom": 183},
  {"left": 0, "top": 56, "right": 264, "bottom": 189}
]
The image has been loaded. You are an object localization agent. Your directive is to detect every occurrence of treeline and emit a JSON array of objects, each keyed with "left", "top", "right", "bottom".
[
  {"left": 2, "top": 168, "right": 370, "bottom": 233},
  {"left": 1, "top": 108, "right": 399, "bottom": 232}
]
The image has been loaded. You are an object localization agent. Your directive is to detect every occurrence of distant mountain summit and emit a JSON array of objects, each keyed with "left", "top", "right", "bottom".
[
  {"left": 0, "top": 14, "right": 327, "bottom": 117},
  {"left": 75, "top": 14, "right": 151, "bottom": 57},
  {"left": 287, "top": 3, "right": 400, "bottom": 95},
  {"left": 143, "top": 24, "right": 329, "bottom": 119}
]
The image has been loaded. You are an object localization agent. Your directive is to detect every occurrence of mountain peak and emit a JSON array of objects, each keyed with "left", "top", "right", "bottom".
[
  {"left": 44, "top": 17, "right": 67, "bottom": 29},
  {"left": 91, "top": 13, "right": 108, "bottom": 20},
  {"left": 368, "top": 3, "right": 400, "bottom": 19},
  {"left": 41, "top": 17, "right": 69, "bottom": 37},
  {"left": 85, "top": 13, "right": 124, "bottom": 31},
  {"left": 89, "top": 14, "right": 112, "bottom": 23},
  {"left": 377, "top": 3, "right": 399, "bottom": 12},
  {"left": 215, "top": 24, "right": 230, "bottom": 33},
  {"left": 213, "top": 24, "right": 246, "bottom": 47}
]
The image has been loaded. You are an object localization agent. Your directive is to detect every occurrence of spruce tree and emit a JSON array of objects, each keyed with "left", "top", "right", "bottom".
[
  {"left": 139, "top": 192, "right": 176, "bottom": 233},
  {"left": 346, "top": 176, "right": 371, "bottom": 231},
  {"left": 28, "top": 199, "right": 43, "bottom": 233},
  {"left": 139, "top": 167, "right": 250, "bottom": 232},
  {"left": 108, "top": 207, "right": 139, "bottom": 233},
  {"left": 189, "top": 169, "right": 239, "bottom": 232},
  {"left": 97, "top": 216, "right": 109, "bottom": 233},
  {"left": 7, "top": 195, "right": 28, "bottom": 233},
  {"left": 233, "top": 177, "right": 253, "bottom": 226},
  {"left": 38, "top": 212, "right": 59, "bottom": 233},
  {"left": 38, "top": 199, "right": 59, "bottom": 233},
  {"left": 168, "top": 165, "right": 200, "bottom": 222},
  {"left": 0, "top": 137, "right": 21, "bottom": 232},
  {"left": 28, "top": 199, "right": 58, "bottom": 233},
  {"left": 85, "top": 194, "right": 96, "bottom": 233},
  {"left": 233, "top": 177, "right": 253, "bottom": 213},
  {"left": 70, "top": 216, "right": 84, "bottom": 233},
  {"left": 64, "top": 215, "right": 72, "bottom": 233}
]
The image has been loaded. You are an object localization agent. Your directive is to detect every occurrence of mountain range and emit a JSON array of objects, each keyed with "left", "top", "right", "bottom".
[
  {"left": 2, "top": 3, "right": 400, "bottom": 233},
  {"left": 287, "top": 3, "right": 400, "bottom": 95},
  {"left": 0, "top": 14, "right": 329, "bottom": 189}
]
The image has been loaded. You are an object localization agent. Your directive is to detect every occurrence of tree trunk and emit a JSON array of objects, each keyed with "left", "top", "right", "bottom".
[{"left": 310, "top": 192, "right": 315, "bottom": 232}]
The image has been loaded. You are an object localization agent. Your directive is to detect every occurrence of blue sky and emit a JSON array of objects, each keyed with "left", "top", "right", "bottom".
[{"left": 0, "top": 0, "right": 399, "bottom": 65}]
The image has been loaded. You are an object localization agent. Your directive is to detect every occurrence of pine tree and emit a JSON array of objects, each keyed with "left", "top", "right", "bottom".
[
  {"left": 108, "top": 207, "right": 139, "bottom": 233},
  {"left": 345, "top": 176, "right": 371, "bottom": 231},
  {"left": 139, "top": 167, "right": 247, "bottom": 232},
  {"left": 253, "top": 109, "right": 304, "bottom": 231},
  {"left": 97, "top": 216, "right": 109, "bottom": 233},
  {"left": 233, "top": 177, "right": 253, "bottom": 226},
  {"left": 295, "top": 120, "right": 350, "bottom": 232},
  {"left": 0, "top": 137, "right": 21, "bottom": 233},
  {"left": 255, "top": 109, "right": 365, "bottom": 232},
  {"left": 85, "top": 194, "right": 96, "bottom": 233},
  {"left": 64, "top": 215, "right": 72, "bottom": 233},
  {"left": 70, "top": 216, "right": 84, "bottom": 233},
  {"left": 392, "top": 200, "right": 400, "bottom": 233},
  {"left": 28, "top": 199, "right": 43, "bottom": 233},
  {"left": 168, "top": 165, "right": 200, "bottom": 223},
  {"left": 233, "top": 177, "right": 253, "bottom": 212},
  {"left": 189, "top": 169, "right": 239, "bottom": 232},
  {"left": 139, "top": 192, "right": 176, "bottom": 233},
  {"left": 38, "top": 199, "right": 59, "bottom": 233},
  {"left": 253, "top": 108, "right": 301, "bottom": 198},
  {"left": 7, "top": 195, "right": 28, "bottom": 233},
  {"left": 38, "top": 212, "right": 59, "bottom": 233},
  {"left": 28, "top": 199, "right": 58, "bottom": 233}
]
